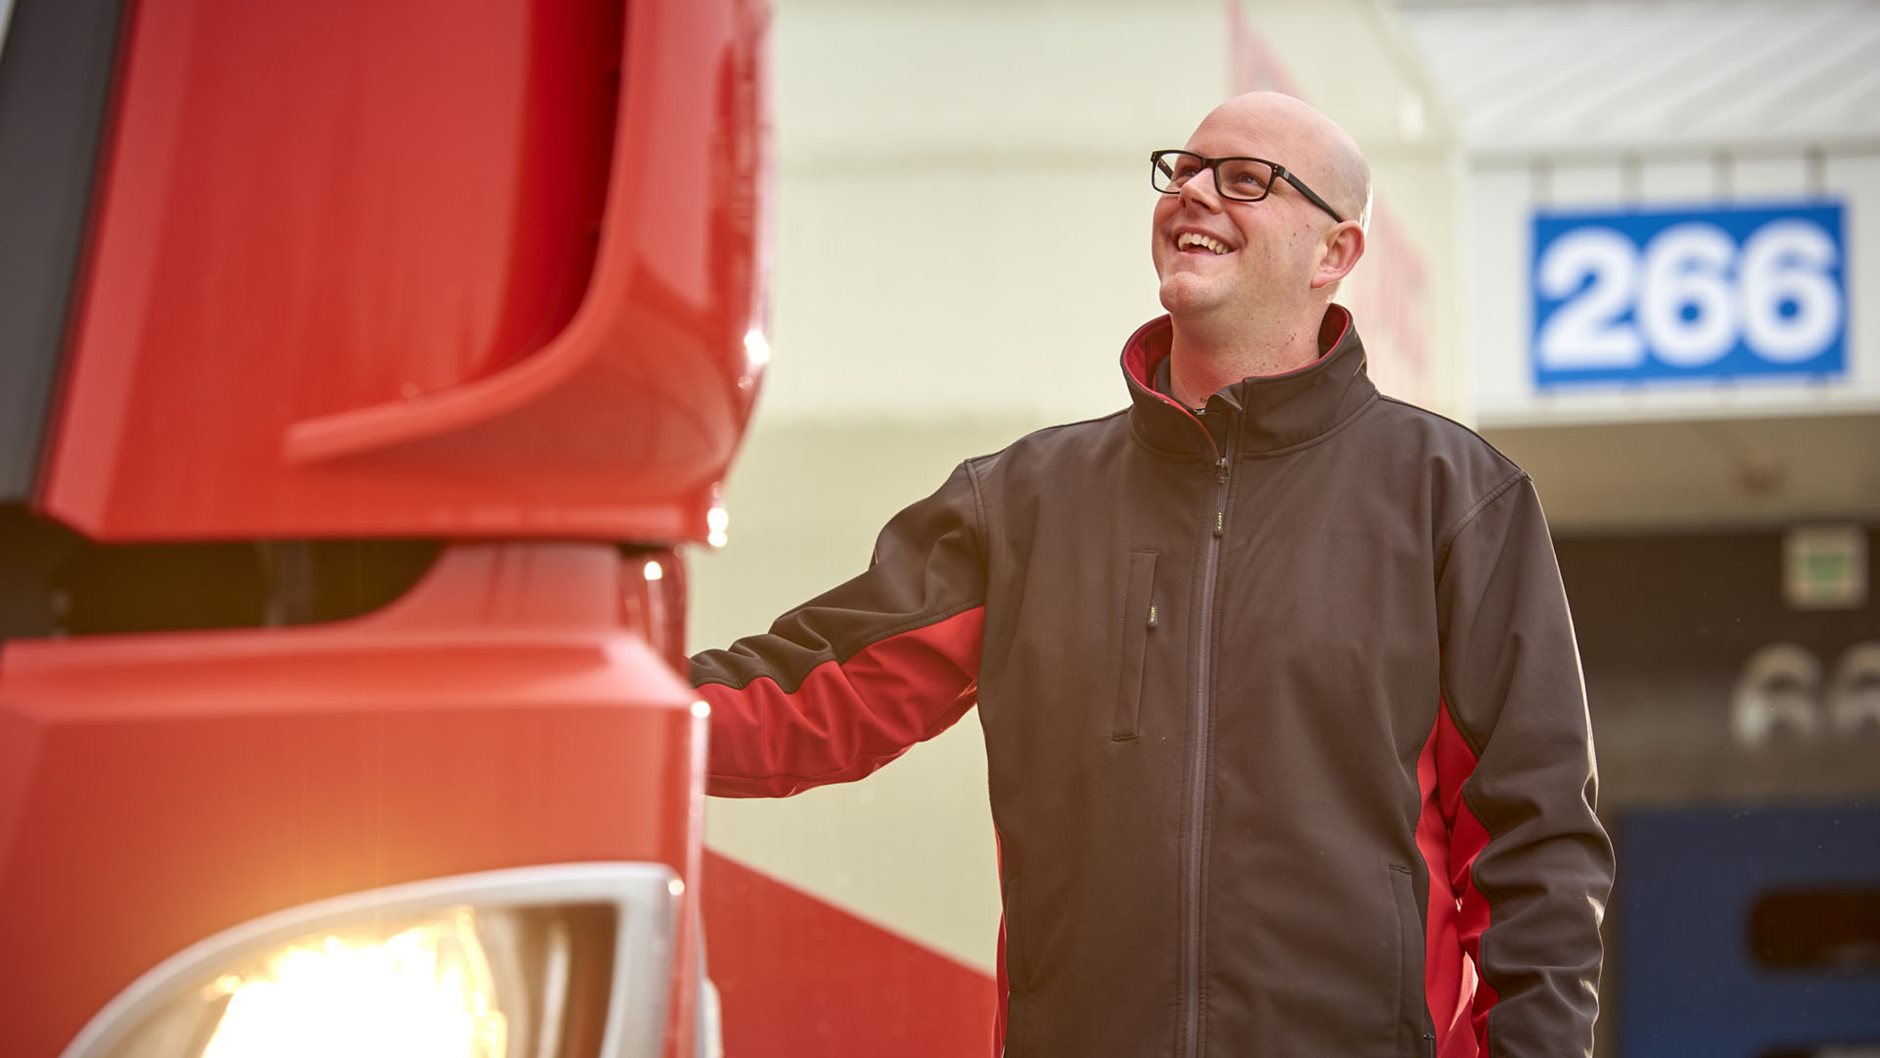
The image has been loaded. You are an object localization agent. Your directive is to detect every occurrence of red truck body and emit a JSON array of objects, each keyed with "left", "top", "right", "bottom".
[{"left": 0, "top": 0, "right": 766, "bottom": 1054}]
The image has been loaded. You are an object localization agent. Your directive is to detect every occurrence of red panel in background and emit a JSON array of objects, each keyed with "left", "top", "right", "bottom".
[
  {"left": 0, "top": 544, "right": 705, "bottom": 1057},
  {"left": 41, "top": 0, "right": 772, "bottom": 544},
  {"left": 703, "top": 849, "right": 997, "bottom": 1058}
]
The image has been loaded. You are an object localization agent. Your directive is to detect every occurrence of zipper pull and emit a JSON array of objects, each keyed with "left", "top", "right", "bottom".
[
  {"left": 1214, "top": 510, "right": 1225, "bottom": 537},
  {"left": 1147, "top": 604, "right": 1159, "bottom": 629},
  {"left": 1215, "top": 455, "right": 1230, "bottom": 483}
]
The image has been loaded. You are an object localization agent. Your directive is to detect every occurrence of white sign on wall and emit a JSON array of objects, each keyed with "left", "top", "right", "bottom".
[
  {"left": 1784, "top": 525, "right": 1868, "bottom": 610},
  {"left": 1469, "top": 151, "right": 1880, "bottom": 431}
]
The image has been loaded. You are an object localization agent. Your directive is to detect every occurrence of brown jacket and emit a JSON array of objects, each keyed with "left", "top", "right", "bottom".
[{"left": 694, "top": 307, "right": 1614, "bottom": 1058}]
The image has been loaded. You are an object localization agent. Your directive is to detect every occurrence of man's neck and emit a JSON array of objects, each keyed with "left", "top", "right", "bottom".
[{"left": 1166, "top": 310, "right": 1325, "bottom": 410}]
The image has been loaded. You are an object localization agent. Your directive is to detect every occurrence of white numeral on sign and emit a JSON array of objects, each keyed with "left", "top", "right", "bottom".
[
  {"left": 1537, "top": 217, "right": 1842, "bottom": 371},
  {"left": 1739, "top": 220, "right": 1841, "bottom": 363},
  {"left": 1537, "top": 229, "right": 1641, "bottom": 369},
  {"left": 1640, "top": 223, "right": 1735, "bottom": 366}
]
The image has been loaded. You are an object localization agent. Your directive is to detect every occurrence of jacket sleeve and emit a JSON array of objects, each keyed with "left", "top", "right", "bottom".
[
  {"left": 690, "top": 461, "right": 988, "bottom": 798},
  {"left": 1435, "top": 473, "right": 1614, "bottom": 1058}
]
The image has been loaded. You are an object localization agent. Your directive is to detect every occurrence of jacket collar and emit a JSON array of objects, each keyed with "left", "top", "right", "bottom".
[{"left": 1122, "top": 305, "right": 1378, "bottom": 459}]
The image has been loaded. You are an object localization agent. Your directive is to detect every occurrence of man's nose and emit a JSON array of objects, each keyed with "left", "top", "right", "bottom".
[{"left": 1179, "top": 168, "right": 1224, "bottom": 210}]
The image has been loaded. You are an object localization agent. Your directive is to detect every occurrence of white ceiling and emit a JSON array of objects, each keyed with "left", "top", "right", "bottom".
[
  {"left": 1485, "top": 413, "right": 1880, "bottom": 532},
  {"left": 1396, "top": 0, "right": 1880, "bottom": 530},
  {"left": 1396, "top": 0, "right": 1880, "bottom": 158}
]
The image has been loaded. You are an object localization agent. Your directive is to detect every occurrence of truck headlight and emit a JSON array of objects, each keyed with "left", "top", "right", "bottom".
[
  {"left": 199, "top": 908, "right": 508, "bottom": 1058},
  {"left": 64, "top": 864, "right": 678, "bottom": 1058}
]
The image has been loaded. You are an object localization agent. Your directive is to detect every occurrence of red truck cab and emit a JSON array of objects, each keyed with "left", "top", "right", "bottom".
[{"left": 0, "top": 1, "right": 770, "bottom": 1054}]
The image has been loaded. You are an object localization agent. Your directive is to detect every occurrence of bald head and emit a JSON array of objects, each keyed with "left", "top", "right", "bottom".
[
  {"left": 1199, "top": 92, "right": 1372, "bottom": 230},
  {"left": 1151, "top": 91, "right": 1375, "bottom": 370}
]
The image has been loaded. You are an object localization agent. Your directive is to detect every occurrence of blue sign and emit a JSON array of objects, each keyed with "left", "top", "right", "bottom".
[{"left": 1531, "top": 202, "right": 1847, "bottom": 387}]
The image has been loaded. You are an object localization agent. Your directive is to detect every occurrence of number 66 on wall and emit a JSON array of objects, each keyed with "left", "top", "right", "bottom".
[{"left": 1530, "top": 202, "right": 1847, "bottom": 387}]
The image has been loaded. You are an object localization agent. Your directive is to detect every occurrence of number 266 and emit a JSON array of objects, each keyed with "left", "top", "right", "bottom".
[{"left": 1536, "top": 220, "right": 1842, "bottom": 370}]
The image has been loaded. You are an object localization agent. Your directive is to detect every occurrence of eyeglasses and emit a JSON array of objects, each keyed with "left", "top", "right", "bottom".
[{"left": 1150, "top": 149, "right": 1345, "bottom": 224}]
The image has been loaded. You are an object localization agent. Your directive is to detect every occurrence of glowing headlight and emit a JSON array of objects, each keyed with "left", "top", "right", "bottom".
[
  {"left": 199, "top": 909, "right": 506, "bottom": 1058},
  {"left": 64, "top": 865, "right": 677, "bottom": 1058}
]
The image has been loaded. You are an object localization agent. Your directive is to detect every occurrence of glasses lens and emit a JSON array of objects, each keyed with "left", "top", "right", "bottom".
[
  {"left": 1215, "top": 159, "right": 1274, "bottom": 201},
  {"left": 1153, "top": 152, "right": 1203, "bottom": 193}
]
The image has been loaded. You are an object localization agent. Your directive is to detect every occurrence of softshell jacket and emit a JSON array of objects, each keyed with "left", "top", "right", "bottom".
[{"left": 693, "top": 307, "right": 1614, "bottom": 1058}]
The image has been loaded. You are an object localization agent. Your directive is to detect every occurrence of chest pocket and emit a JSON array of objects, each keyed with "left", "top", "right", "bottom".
[{"left": 1110, "top": 549, "right": 1159, "bottom": 741}]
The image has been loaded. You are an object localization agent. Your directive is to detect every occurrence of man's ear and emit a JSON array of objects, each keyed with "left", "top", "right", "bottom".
[{"left": 1309, "top": 221, "right": 1366, "bottom": 290}]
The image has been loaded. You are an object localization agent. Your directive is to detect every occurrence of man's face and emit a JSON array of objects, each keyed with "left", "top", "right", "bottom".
[{"left": 1150, "top": 104, "right": 1329, "bottom": 324}]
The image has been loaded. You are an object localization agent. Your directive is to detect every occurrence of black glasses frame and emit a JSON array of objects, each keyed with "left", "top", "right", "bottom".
[{"left": 1150, "top": 149, "right": 1345, "bottom": 224}]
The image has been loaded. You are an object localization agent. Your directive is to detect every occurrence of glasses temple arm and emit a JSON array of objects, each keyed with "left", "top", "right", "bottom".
[{"left": 1275, "top": 166, "right": 1345, "bottom": 224}]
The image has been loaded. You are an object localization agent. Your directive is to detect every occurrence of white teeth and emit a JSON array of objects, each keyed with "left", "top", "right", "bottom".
[{"left": 1177, "top": 232, "right": 1230, "bottom": 255}]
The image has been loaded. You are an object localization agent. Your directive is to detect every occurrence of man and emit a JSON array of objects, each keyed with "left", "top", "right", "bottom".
[{"left": 693, "top": 93, "right": 1614, "bottom": 1057}]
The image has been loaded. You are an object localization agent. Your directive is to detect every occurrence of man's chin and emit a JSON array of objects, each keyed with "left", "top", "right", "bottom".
[{"left": 1157, "top": 275, "right": 1220, "bottom": 316}]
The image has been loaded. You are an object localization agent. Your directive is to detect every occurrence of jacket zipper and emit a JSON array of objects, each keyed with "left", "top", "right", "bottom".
[{"left": 1182, "top": 431, "right": 1234, "bottom": 1058}]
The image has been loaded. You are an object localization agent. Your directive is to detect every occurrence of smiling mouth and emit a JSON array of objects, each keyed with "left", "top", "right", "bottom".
[{"left": 1176, "top": 232, "right": 1232, "bottom": 255}]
